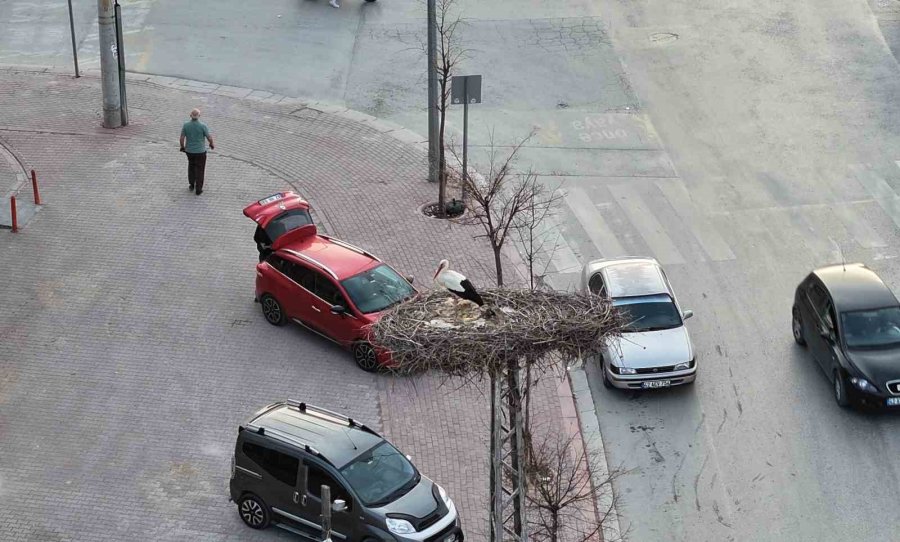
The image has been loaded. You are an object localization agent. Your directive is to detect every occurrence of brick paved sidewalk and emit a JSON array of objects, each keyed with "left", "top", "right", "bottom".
[{"left": 0, "top": 69, "right": 580, "bottom": 541}]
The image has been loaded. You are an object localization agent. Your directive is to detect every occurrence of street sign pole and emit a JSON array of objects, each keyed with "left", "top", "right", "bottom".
[
  {"left": 67, "top": 0, "right": 80, "bottom": 77},
  {"left": 451, "top": 75, "right": 481, "bottom": 203},
  {"left": 462, "top": 78, "right": 468, "bottom": 202}
]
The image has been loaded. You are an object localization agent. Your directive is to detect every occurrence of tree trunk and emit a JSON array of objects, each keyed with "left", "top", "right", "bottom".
[
  {"left": 550, "top": 510, "right": 559, "bottom": 542},
  {"left": 493, "top": 245, "right": 504, "bottom": 287}
]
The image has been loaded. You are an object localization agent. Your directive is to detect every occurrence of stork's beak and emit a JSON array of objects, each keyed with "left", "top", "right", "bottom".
[{"left": 433, "top": 268, "right": 440, "bottom": 280}]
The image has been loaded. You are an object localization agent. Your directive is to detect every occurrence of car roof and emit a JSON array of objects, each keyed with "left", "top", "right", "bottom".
[
  {"left": 813, "top": 263, "right": 898, "bottom": 312},
  {"left": 245, "top": 401, "right": 384, "bottom": 469},
  {"left": 280, "top": 233, "right": 382, "bottom": 280},
  {"left": 599, "top": 258, "right": 669, "bottom": 298}
]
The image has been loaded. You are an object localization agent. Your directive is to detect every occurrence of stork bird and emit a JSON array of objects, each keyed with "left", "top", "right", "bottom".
[{"left": 433, "top": 259, "right": 485, "bottom": 306}]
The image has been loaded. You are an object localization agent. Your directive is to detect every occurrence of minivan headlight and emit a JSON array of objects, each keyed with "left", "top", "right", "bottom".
[
  {"left": 437, "top": 484, "right": 451, "bottom": 505},
  {"left": 386, "top": 518, "right": 416, "bottom": 534}
]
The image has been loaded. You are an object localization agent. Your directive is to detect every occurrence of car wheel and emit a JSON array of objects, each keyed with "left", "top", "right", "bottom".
[
  {"left": 792, "top": 306, "right": 806, "bottom": 346},
  {"left": 833, "top": 370, "right": 850, "bottom": 408},
  {"left": 353, "top": 342, "right": 379, "bottom": 372},
  {"left": 238, "top": 494, "right": 270, "bottom": 529},
  {"left": 601, "top": 358, "right": 613, "bottom": 389},
  {"left": 260, "top": 294, "right": 286, "bottom": 326}
]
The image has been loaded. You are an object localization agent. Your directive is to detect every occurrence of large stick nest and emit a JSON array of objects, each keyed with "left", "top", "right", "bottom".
[{"left": 368, "top": 289, "right": 624, "bottom": 376}]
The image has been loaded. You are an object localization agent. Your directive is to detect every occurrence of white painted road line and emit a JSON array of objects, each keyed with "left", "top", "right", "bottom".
[
  {"left": 656, "top": 179, "right": 736, "bottom": 261},
  {"left": 854, "top": 164, "right": 900, "bottom": 230},
  {"left": 832, "top": 202, "right": 887, "bottom": 249},
  {"left": 607, "top": 184, "right": 686, "bottom": 265},
  {"left": 564, "top": 186, "right": 627, "bottom": 259}
]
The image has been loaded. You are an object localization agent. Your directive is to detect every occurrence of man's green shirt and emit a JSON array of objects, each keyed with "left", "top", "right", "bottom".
[{"left": 181, "top": 119, "right": 210, "bottom": 153}]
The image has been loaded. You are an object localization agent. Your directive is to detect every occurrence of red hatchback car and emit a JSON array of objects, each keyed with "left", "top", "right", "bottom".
[{"left": 244, "top": 193, "right": 417, "bottom": 371}]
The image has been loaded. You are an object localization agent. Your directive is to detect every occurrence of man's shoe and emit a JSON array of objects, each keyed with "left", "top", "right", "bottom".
[
  {"left": 329, "top": 0, "right": 340, "bottom": 7},
  {"left": 195, "top": 190, "right": 203, "bottom": 195},
  {"left": 189, "top": 184, "right": 194, "bottom": 191}
]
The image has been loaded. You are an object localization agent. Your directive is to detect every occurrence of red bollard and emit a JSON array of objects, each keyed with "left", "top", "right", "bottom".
[
  {"left": 31, "top": 169, "right": 41, "bottom": 205},
  {"left": 10, "top": 195, "right": 18, "bottom": 233}
]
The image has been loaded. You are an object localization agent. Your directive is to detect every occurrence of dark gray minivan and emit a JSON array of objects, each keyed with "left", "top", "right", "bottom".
[{"left": 230, "top": 400, "right": 463, "bottom": 541}]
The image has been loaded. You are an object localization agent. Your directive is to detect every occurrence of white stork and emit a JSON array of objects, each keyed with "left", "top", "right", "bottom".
[{"left": 433, "top": 259, "right": 485, "bottom": 306}]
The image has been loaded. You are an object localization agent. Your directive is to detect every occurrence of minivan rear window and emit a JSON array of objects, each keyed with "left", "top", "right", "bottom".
[{"left": 243, "top": 442, "right": 299, "bottom": 486}]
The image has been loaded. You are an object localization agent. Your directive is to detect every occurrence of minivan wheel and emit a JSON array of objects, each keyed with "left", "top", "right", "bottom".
[
  {"left": 353, "top": 342, "right": 379, "bottom": 372},
  {"left": 792, "top": 307, "right": 806, "bottom": 346},
  {"left": 833, "top": 370, "right": 850, "bottom": 408},
  {"left": 238, "top": 494, "right": 270, "bottom": 529},
  {"left": 260, "top": 294, "right": 286, "bottom": 326}
]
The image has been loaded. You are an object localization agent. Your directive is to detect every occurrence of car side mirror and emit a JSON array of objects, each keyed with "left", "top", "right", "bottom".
[
  {"left": 332, "top": 499, "right": 347, "bottom": 513},
  {"left": 330, "top": 304, "right": 346, "bottom": 316},
  {"left": 683, "top": 309, "right": 694, "bottom": 320},
  {"left": 406, "top": 275, "right": 415, "bottom": 284}
]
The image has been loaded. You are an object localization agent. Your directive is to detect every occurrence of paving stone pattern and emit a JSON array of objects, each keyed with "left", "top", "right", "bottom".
[{"left": 0, "top": 70, "right": 571, "bottom": 541}]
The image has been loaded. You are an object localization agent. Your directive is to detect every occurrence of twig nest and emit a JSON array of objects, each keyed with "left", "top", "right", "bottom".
[{"left": 368, "top": 289, "right": 624, "bottom": 376}]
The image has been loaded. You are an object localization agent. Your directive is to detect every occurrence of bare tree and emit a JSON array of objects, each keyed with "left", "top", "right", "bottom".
[
  {"left": 457, "top": 130, "right": 560, "bottom": 287},
  {"left": 526, "top": 428, "right": 627, "bottom": 542}
]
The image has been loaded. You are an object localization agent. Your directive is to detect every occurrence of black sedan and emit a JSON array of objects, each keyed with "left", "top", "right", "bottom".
[{"left": 792, "top": 263, "right": 900, "bottom": 409}]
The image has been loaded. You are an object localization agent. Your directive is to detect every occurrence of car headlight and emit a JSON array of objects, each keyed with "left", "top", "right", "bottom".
[
  {"left": 673, "top": 359, "right": 692, "bottom": 371},
  {"left": 850, "top": 377, "right": 878, "bottom": 394},
  {"left": 386, "top": 518, "right": 416, "bottom": 535},
  {"left": 437, "top": 484, "right": 451, "bottom": 505},
  {"left": 618, "top": 366, "right": 636, "bottom": 375}
]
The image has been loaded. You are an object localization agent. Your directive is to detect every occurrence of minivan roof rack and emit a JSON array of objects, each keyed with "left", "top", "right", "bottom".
[
  {"left": 285, "top": 400, "right": 378, "bottom": 436},
  {"left": 248, "top": 424, "right": 330, "bottom": 465}
]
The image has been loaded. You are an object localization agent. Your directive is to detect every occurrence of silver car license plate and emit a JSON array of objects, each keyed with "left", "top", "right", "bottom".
[
  {"left": 643, "top": 380, "right": 671, "bottom": 389},
  {"left": 887, "top": 397, "right": 900, "bottom": 406}
]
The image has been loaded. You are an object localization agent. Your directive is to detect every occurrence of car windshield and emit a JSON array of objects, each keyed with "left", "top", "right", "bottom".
[
  {"left": 340, "top": 264, "right": 415, "bottom": 314},
  {"left": 613, "top": 294, "right": 682, "bottom": 332},
  {"left": 340, "top": 441, "right": 419, "bottom": 507},
  {"left": 841, "top": 307, "right": 900, "bottom": 349}
]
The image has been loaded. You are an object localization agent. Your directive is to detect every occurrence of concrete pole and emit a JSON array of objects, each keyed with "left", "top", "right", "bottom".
[
  {"left": 98, "top": 0, "right": 121, "bottom": 128},
  {"left": 426, "top": 0, "right": 439, "bottom": 183}
]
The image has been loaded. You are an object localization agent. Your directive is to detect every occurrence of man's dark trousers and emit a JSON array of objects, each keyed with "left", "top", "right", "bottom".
[{"left": 187, "top": 152, "right": 207, "bottom": 194}]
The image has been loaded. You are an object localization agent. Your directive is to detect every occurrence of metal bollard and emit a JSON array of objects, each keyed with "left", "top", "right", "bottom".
[
  {"left": 10, "top": 195, "right": 18, "bottom": 233},
  {"left": 31, "top": 169, "right": 41, "bottom": 205}
]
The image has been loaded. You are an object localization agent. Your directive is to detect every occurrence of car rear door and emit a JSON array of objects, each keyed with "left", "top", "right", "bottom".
[
  {"left": 239, "top": 436, "right": 309, "bottom": 529},
  {"left": 262, "top": 254, "right": 305, "bottom": 320},
  {"left": 806, "top": 282, "right": 838, "bottom": 373}
]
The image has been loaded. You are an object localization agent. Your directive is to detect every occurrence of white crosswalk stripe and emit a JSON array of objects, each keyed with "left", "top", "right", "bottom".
[
  {"left": 656, "top": 179, "right": 736, "bottom": 262},
  {"left": 607, "top": 184, "right": 686, "bottom": 265}
]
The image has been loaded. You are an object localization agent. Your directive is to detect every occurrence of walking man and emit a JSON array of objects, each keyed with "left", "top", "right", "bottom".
[{"left": 179, "top": 108, "right": 215, "bottom": 195}]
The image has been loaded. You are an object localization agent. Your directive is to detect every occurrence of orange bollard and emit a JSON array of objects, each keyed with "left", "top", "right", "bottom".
[
  {"left": 10, "top": 195, "right": 18, "bottom": 233},
  {"left": 31, "top": 169, "right": 41, "bottom": 205}
]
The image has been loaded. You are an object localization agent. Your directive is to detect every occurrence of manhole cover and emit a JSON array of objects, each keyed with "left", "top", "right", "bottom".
[{"left": 649, "top": 32, "right": 679, "bottom": 45}]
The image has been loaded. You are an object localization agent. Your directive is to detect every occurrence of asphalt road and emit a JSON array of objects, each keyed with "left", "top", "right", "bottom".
[{"left": 4, "top": 0, "right": 900, "bottom": 540}]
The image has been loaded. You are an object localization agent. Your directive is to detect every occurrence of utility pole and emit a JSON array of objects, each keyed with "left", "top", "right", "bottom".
[
  {"left": 98, "top": 0, "right": 121, "bottom": 128},
  {"left": 426, "top": 0, "right": 439, "bottom": 183}
]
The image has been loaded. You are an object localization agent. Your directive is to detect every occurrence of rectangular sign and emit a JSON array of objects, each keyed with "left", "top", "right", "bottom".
[{"left": 451, "top": 75, "right": 482, "bottom": 105}]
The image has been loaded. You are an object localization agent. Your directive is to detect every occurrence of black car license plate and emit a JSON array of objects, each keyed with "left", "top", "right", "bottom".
[{"left": 887, "top": 397, "right": 900, "bottom": 407}]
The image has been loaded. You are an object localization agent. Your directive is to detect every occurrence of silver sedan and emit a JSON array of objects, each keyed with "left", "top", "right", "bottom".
[{"left": 581, "top": 257, "right": 696, "bottom": 390}]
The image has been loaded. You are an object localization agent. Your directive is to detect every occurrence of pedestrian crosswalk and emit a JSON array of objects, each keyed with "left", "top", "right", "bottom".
[{"left": 538, "top": 162, "right": 900, "bottom": 278}]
